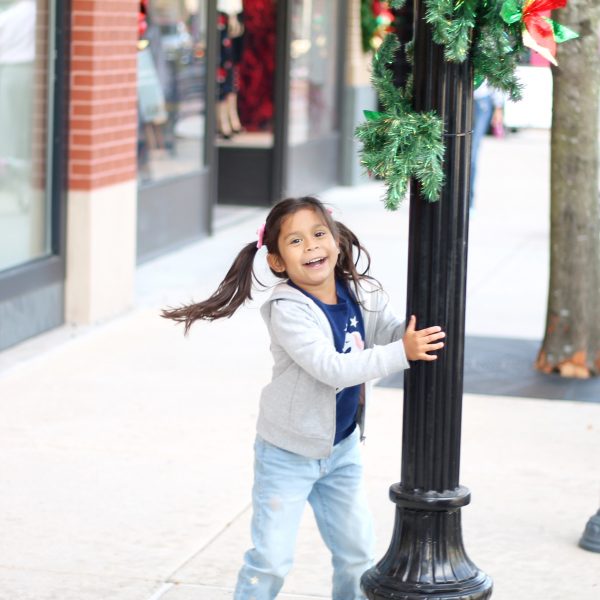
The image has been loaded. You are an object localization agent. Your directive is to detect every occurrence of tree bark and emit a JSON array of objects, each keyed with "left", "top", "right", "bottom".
[{"left": 535, "top": 0, "right": 600, "bottom": 378}]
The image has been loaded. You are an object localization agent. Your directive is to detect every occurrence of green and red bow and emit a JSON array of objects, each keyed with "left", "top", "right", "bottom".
[{"left": 501, "top": 0, "right": 578, "bottom": 65}]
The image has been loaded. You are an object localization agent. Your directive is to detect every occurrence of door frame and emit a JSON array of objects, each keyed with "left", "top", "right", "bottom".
[{"left": 218, "top": 0, "right": 346, "bottom": 206}]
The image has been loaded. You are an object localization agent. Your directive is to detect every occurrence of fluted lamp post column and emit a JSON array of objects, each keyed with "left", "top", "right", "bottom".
[{"left": 360, "top": 1, "right": 493, "bottom": 598}]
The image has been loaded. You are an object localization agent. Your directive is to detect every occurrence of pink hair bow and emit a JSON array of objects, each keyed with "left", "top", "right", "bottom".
[{"left": 256, "top": 223, "right": 266, "bottom": 249}]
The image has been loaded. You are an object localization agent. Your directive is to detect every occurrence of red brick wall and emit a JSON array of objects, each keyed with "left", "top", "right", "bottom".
[{"left": 69, "top": 0, "right": 138, "bottom": 191}]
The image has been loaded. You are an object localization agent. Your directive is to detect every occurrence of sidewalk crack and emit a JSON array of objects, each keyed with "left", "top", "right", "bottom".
[{"left": 165, "top": 501, "right": 252, "bottom": 583}]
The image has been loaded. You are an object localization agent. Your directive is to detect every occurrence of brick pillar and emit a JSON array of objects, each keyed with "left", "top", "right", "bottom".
[{"left": 66, "top": 0, "right": 139, "bottom": 324}]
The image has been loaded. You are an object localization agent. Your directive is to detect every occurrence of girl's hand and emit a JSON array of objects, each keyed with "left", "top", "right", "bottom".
[{"left": 402, "top": 315, "right": 445, "bottom": 361}]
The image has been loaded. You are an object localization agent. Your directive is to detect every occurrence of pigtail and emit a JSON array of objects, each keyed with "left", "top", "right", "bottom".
[
  {"left": 334, "top": 221, "right": 381, "bottom": 296},
  {"left": 162, "top": 241, "right": 261, "bottom": 334}
]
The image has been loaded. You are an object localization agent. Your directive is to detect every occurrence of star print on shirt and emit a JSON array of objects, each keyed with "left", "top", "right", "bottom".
[{"left": 349, "top": 315, "right": 358, "bottom": 328}]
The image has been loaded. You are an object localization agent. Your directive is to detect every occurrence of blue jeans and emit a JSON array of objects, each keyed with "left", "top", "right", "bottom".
[
  {"left": 234, "top": 429, "right": 375, "bottom": 599},
  {"left": 470, "top": 95, "right": 494, "bottom": 209}
]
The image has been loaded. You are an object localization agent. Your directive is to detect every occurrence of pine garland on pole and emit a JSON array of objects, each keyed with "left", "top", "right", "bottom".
[
  {"left": 357, "top": 0, "right": 578, "bottom": 208},
  {"left": 355, "top": 34, "right": 445, "bottom": 208}
]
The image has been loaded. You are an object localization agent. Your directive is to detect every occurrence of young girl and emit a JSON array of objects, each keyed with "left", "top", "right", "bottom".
[{"left": 163, "top": 196, "right": 445, "bottom": 600}]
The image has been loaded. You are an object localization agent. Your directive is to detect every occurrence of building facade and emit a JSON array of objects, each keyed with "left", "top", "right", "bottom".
[{"left": 0, "top": 0, "right": 373, "bottom": 352}]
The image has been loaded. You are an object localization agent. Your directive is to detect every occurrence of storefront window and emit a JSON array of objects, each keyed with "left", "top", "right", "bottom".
[
  {"left": 288, "top": 0, "right": 338, "bottom": 145},
  {"left": 0, "top": 0, "right": 52, "bottom": 272},
  {"left": 217, "top": 0, "right": 276, "bottom": 149},
  {"left": 137, "top": 0, "right": 208, "bottom": 184}
]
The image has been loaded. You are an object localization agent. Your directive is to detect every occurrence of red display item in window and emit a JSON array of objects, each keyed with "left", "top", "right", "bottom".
[
  {"left": 138, "top": 0, "right": 148, "bottom": 38},
  {"left": 237, "top": 0, "right": 276, "bottom": 131}
]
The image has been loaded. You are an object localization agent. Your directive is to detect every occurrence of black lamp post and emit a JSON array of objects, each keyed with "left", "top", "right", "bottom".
[{"left": 361, "top": 1, "right": 493, "bottom": 598}]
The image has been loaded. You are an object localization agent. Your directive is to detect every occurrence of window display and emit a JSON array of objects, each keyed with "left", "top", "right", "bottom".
[
  {"left": 288, "top": 0, "right": 338, "bottom": 145},
  {"left": 137, "top": 0, "right": 208, "bottom": 184},
  {"left": 217, "top": 0, "right": 276, "bottom": 148},
  {"left": 216, "top": 0, "right": 243, "bottom": 139},
  {"left": 216, "top": 0, "right": 343, "bottom": 205},
  {"left": 0, "top": 0, "right": 51, "bottom": 272}
]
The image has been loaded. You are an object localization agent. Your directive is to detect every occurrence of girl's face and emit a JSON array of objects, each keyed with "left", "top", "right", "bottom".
[{"left": 267, "top": 208, "right": 340, "bottom": 302}]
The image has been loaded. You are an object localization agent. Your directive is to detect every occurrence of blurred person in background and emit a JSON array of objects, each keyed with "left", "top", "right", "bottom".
[{"left": 470, "top": 80, "right": 505, "bottom": 211}]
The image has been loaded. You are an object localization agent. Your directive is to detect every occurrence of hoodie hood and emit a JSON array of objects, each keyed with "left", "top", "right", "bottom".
[
  {"left": 260, "top": 281, "right": 330, "bottom": 331},
  {"left": 260, "top": 279, "right": 381, "bottom": 349}
]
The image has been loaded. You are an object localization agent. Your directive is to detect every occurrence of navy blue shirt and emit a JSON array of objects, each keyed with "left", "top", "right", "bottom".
[{"left": 289, "top": 279, "right": 365, "bottom": 444}]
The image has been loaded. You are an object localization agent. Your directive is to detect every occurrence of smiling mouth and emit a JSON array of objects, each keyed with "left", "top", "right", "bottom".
[{"left": 304, "top": 257, "right": 327, "bottom": 267}]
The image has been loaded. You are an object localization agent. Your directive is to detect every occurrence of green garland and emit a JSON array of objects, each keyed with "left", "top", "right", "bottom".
[
  {"left": 355, "top": 34, "right": 444, "bottom": 209},
  {"left": 357, "top": 0, "right": 573, "bottom": 208},
  {"left": 391, "top": 0, "right": 525, "bottom": 99},
  {"left": 426, "top": 0, "right": 524, "bottom": 99}
]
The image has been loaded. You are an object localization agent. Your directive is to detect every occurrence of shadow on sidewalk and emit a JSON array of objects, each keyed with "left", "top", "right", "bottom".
[{"left": 379, "top": 336, "right": 600, "bottom": 402}]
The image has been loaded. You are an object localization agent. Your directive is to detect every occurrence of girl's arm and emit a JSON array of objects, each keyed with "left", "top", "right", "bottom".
[
  {"left": 269, "top": 300, "right": 409, "bottom": 389},
  {"left": 372, "top": 294, "right": 406, "bottom": 346},
  {"left": 368, "top": 291, "right": 445, "bottom": 361}
]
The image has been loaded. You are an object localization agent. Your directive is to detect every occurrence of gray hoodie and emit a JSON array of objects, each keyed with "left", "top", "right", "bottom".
[{"left": 257, "top": 281, "right": 409, "bottom": 459}]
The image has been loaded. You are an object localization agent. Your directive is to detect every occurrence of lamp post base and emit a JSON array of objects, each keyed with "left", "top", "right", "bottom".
[
  {"left": 361, "top": 485, "right": 493, "bottom": 600},
  {"left": 579, "top": 509, "right": 600, "bottom": 553},
  {"left": 362, "top": 571, "right": 492, "bottom": 600}
]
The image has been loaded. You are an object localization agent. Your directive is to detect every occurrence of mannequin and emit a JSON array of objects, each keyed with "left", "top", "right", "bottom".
[{"left": 217, "top": 0, "right": 243, "bottom": 138}]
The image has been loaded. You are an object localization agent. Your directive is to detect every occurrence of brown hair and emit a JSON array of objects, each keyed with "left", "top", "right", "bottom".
[{"left": 162, "top": 196, "right": 378, "bottom": 333}]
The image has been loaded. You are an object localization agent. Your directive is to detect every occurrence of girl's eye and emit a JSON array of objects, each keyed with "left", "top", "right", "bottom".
[
  {"left": 290, "top": 238, "right": 301, "bottom": 245},
  {"left": 315, "top": 230, "right": 326, "bottom": 237}
]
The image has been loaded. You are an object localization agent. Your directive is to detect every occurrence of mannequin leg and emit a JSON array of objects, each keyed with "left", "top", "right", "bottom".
[
  {"left": 226, "top": 92, "right": 242, "bottom": 134},
  {"left": 217, "top": 99, "right": 232, "bottom": 139}
]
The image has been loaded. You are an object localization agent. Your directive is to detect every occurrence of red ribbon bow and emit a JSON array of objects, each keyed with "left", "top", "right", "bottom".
[{"left": 522, "top": 0, "right": 566, "bottom": 61}]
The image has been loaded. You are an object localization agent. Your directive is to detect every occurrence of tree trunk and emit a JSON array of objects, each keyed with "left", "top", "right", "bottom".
[{"left": 535, "top": 0, "right": 600, "bottom": 378}]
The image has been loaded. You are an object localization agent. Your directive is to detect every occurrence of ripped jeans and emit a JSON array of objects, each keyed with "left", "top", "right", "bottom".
[{"left": 233, "top": 429, "right": 375, "bottom": 600}]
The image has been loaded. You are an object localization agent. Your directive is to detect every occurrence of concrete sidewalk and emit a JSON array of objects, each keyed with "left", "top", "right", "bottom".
[{"left": 0, "top": 129, "right": 599, "bottom": 600}]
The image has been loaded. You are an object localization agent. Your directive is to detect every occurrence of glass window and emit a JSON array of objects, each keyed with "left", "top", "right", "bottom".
[
  {"left": 216, "top": 0, "right": 276, "bottom": 150},
  {"left": 0, "top": 0, "right": 52, "bottom": 272},
  {"left": 137, "top": 0, "right": 208, "bottom": 184},
  {"left": 288, "top": 0, "right": 339, "bottom": 145}
]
